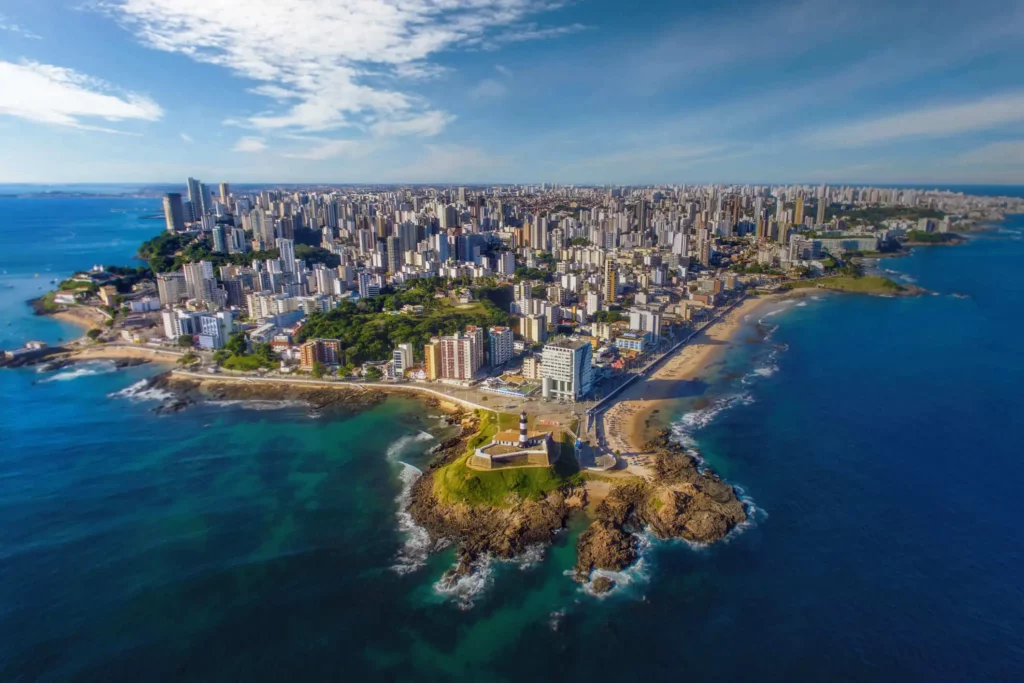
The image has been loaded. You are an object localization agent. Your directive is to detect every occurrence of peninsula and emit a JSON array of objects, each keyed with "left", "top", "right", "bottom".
[{"left": 9, "top": 180, "right": 1024, "bottom": 590}]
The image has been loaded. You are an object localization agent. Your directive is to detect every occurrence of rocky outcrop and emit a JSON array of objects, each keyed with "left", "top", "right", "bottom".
[
  {"left": 575, "top": 431, "right": 748, "bottom": 581},
  {"left": 150, "top": 372, "right": 388, "bottom": 413},
  {"left": 407, "top": 424, "right": 583, "bottom": 573}
]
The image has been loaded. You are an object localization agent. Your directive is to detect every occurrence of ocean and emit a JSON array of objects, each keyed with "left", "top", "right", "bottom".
[{"left": 2, "top": 196, "right": 1023, "bottom": 681}]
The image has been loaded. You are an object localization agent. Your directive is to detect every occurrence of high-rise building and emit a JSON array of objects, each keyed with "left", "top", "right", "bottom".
[
  {"left": 187, "top": 177, "right": 203, "bottom": 220},
  {"left": 156, "top": 272, "right": 186, "bottom": 306},
  {"left": 816, "top": 198, "right": 827, "bottom": 225},
  {"left": 794, "top": 195, "right": 805, "bottom": 227},
  {"left": 212, "top": 225, "right": 227, "bottom": 253},
  {"left": 162, "top": 193, "right": 186, "bottom": 232},
  {"left": 488, "top": 327, "right": 513, "bottom": 367},
  {"left": 392, "top": 343, "right": 414, "bottom": 375},
  {"left": 530, "top": 215, "right": 547, "bottom": 251},
  {"left": 424, "top": 341, "right": 441, "bottom": 380},
  {"left": 603, "top": 259, "right": 617, "bottom": 302},
  {"left": 540, "top": 338, "right": 593, "bottom": 401},
  {"left": 219, "top": 183, "right": 230, "bottom": 204},
  {"left": 524, "top": 313, "right": 547, "bottom": 344},
  {"left": 438, "top": 330, "right": 483, "bottom": 380},
  {"left": 182, "top": 261, "right": 215, "bottom": 304},
  {"left": 276, "top": 238, "right": 295, "bottom": 273},
  {"left": 386, "top": 235, "right": 402, "bottom": 273},
  {"left": 300, "top": 339, "right": 341, "bottom": 371}
]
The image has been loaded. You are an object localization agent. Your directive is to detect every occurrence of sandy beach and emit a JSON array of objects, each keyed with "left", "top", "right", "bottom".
[
  {"left": 50, "top": 306, "right": 110, "bottom": 336},
  {"left": 597, "top": 295, "right": 780, "bottom": 475},
  {"left": 66, "top": 344, "right": 184, "bottom": 362}
]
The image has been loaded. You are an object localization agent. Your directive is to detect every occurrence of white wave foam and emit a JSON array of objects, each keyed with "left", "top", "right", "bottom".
[
  {"left": 671, "top": 392, "right": 756, "bottom": 448},
  {"left": 108, "top": 378, "right": 174, "bottom": 402},
  {"left": 386, "top": 431, "right": 436, "bottom": 462},
  {"left": 39, "top": 360, "right": 117, "bottom": 383},
  {"left": 434, "top": 555, "right": 494, "bottom": 610},
  {"left": 576, "top": 534, "right": 653, "bottom": 599},
  {"left": 392, "top": 462, "right": 435, "bottom": 576},
  {"left": 207, "top": 399, "right": 306, "bottom": 411},
  {"left": 796, "top": 301, "right": 808, "bottom": 307},
  {"left": 516, "top": 543, "right": 547, "bottom": 570}
]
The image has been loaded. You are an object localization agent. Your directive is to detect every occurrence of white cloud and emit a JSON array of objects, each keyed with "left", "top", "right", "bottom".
[
  {"left": 0, "top": 60, "right": 162, "bottom": 132},
  {"left": 282, "top": 137, "right": 379, "bottom": 160},
  {"left": 956, "top": 140, "right": 1024, "bottom": 166},
  {"left": 100, "top": 0, "right": 577, "bottom": 136},
  {"left": 233, "top": 136, "right": 267, "bottom": 152},
  {"left": 0, "top": 14, "right": 41, "bottom": 39},
  {"left": 469, "top": 79, "right": 509, "bottom": 100},
  {"left": 180, "top": 132, "right": 194, "bottom": 143},
  {"left": 370, "top": 110, "right": 453, "bottom": 137},
  {"left": 808, "top": 92, "right": 1024, "bottom": 147},
  {"left": 494, "top": 64, "right": 513, "bottom": 77}
]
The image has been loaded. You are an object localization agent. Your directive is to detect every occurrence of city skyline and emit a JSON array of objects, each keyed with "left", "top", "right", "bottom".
[{"left": 1, "top": 0, "right": 1023, "bottom": 185}]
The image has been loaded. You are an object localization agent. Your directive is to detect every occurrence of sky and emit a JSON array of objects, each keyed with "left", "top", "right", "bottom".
[{"left": 0, "top": 0, "right": 1023, "bottom": 185}]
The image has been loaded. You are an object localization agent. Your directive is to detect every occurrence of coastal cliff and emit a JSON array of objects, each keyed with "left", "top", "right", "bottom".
[
  {"left": 407, "top": 414, "right": 586, "bottom": 582},
  {"left": 575, "top": 431, "right": 748, "bottom": 590}
]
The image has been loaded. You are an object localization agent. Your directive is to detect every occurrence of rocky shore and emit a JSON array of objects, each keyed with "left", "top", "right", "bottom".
[
  {"left": 575, "top": 430, "right": 748, "bottom": 592},
  {"left": 407, "top": 413, "right": 586, "bottom": 584},
  {"left": 147, "top": 372, "right": 391, "bottom": 415}
]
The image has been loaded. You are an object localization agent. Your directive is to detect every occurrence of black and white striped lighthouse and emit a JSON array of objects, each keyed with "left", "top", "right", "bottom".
[{"left": 519, "top": 410, "right": 529, "bottom": 447}]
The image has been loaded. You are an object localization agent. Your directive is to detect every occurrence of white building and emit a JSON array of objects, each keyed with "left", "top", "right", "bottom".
[
  {"left": 392, "top": 343, "right": 414, "bottom": 375},
  {"left": 488, "top": 326, "right": 514, "bottom": 367},
  {"left": 541, "top": 338, "right": 593, "bottom": 401}
]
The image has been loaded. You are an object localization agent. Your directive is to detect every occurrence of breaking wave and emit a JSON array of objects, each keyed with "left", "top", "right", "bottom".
[
  {"left": 434, "top": 555, "right": 494, "bottom": 610},
  {"left": 207, "top": 399, "right": 307, "bottom": 411},
  {"left": 576, "top": 534, "right": 653, "bottom": 599},
  {"left": 392, "top": 462, "right": 436, "bottom": 576},
  {"left": 38, "top": 360, "right": 117, "bottom": 382},
  {"left": 108, "top": 378, "right": 174, "bottom": 402},
  {"left": 671, "top": 392, "right": 756, "bottom": 448}
]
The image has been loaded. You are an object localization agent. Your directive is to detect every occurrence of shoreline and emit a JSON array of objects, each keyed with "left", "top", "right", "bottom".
[{"left": 598, "top": 295, "right": 780, "bottom": 468}]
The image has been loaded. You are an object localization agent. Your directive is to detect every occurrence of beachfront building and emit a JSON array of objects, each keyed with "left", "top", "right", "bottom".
[
  {"left": 488, "top": 326, "right": 513, "bottom": 368},
  {"left": 541, "top": 337, "right": 594, "bottom": 401},
  {"left": 613, "top": 331, "right": 651, "bottom": 353},
  {"left": 424, "top": 341, "right": 441, "bottom": 380},
  {"left": 300, "top": 338, "right": 341, "bottom": 371},
  {"left": 392, "top": 343, "right": 414, "bottom": 375},
  {"left": 437, "top": 329, "right": 484, "bottom": 380}
]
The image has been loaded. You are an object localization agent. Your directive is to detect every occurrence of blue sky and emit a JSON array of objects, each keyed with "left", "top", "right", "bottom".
[{"left": 1, "top": 0, "right": 1022, "bottom": 184}]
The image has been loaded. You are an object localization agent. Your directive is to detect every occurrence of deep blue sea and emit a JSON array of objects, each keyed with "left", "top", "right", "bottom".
[{"left": 2, "top": 196, "right": 1024, "bottom": 681}]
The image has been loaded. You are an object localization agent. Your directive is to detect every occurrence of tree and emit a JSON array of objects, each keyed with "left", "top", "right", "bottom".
[
  {"left": 225, "top": 331, "right": 247, "bottom": 356},
  {"left": 86, "top": 328, "right": 102, "bottom": 340},
  {"left": 364, "top": 366, "right": 383, "bottom": 382},
  {"left": 177, "top": 351, "right": 199, "bottom": 366},
  {"left": 177, "top": 334, "right": 194, "bottom": 348},
  {"left": 311, "top": 361, "right": 325, "bottom": 378}
]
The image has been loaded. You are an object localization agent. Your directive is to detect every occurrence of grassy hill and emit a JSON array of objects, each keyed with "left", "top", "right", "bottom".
[
  {"left": 783, "top": 276, "right": 903, "bottom": 295},
  {"left": 433, "top": 411, "right": 581, "bottom": 507}
]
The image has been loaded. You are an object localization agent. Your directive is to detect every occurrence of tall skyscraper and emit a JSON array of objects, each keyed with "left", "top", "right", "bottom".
[
  {"left": 816, "top": 198, "right": 827, "bottom": 225},
  {"left": 794, "top": 195, "right": 805, "bottom": 227},
  {"left": 187, "top": 177, "right": 203, "bottom": 221},
  {"left": 162, "top": 193, "right": 185, "bottom": 232},
  {"left": 212, "top": 225, "right": 227, "bottom": 253},
  {"left": 219, "top": 183, "right": 230, "bottom": 204},
  {"left": 603, "top": 258, "right": 617, "bottom": 302},
  {"left": 386, "top": 235, "right": 402, "bottom": 273},
  {"left": 276, "top": 238, "right": 295, "bottom": 274}
]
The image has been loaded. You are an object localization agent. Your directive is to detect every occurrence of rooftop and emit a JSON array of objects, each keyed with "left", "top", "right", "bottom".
[{"left": 544, "top": 337, "right": 589, "bottom": 351}]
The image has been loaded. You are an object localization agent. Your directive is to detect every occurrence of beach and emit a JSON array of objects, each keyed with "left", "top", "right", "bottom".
[{"left": 598, "top": 295, "right": 778, "bottom": 474}]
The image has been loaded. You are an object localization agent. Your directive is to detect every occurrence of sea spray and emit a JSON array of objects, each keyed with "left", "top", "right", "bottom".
[
  {"left": 108, "top": 377, "right": 175, "bottom": 402},
  {"left": 392, "top": 462, "right": 439, "bottom": 575},
  {"left": 38, "top": 360, "right": 118, "bottom": 382}
]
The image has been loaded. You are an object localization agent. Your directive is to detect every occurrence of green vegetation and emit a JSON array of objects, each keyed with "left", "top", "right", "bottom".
[
  {"left": 177, "top": 351, "right": 199, "bottom": 366},
  {"left": 593, "top": 310, "right": 626, "bottom": 323},
  {"left": 218, "top": 334, "right": 278, "bottom": 371},
  {"left": 432, "top": 411, "right": 581, "bottom": 507},
  {"left": 298, "top": 278, "right": 510, "bottom": 365},
  {"left": 364, "top": 366, "right": 383, "bottom": 382},
  {"left": 905, "top": 230, "right": 962, "bottom": 244},
  {"left": 310, "top": 361, "right": 325, "bottom": 378},
  {"left": 514, "top": 266, "right": 552, "bottom": 282},
  {"left": 177, "top": 334, "right": 194, "bottom": 348},
  {"left": 139, "top": 232, "right": 337, "bottom": 273},
  {"left": 827, "top": 206, "right": 945, "bottom": 225},
  {"left": 782, "top": 276, "right": 903, "bottom": 294},
  {"left": 35, "top": 291, "right": 60, "bottom": 313},
  {"left": 86, "top": 329, "right": 102, "bottom": 340}
]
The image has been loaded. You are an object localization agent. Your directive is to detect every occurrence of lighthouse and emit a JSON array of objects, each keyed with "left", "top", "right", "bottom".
[{"left": 519, "top": 410, "right": 529, "bottom": 447}]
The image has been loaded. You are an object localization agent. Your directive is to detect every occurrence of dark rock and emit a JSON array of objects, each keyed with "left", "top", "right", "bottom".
[{"left": 591, "top": 577, "right": 616, "bottom": 594}]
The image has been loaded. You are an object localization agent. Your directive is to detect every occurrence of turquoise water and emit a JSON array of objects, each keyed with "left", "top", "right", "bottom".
[{"left": 3, "top": 198, "right": 1024, "bottom": 680}]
